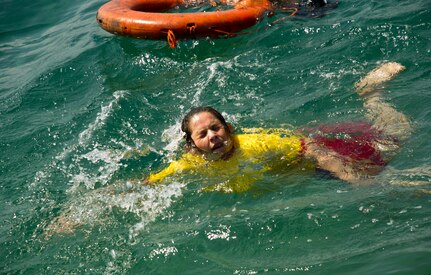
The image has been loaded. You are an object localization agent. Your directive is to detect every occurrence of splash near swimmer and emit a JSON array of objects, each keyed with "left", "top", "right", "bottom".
[
  {"left": 96, "top": 0, "right": 338, "bottom": 47},
  {"left": 45, "top": 62, "right": 411, "bottom": 236}
]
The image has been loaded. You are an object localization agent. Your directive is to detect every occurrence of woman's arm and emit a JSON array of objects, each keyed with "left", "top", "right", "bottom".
[
  {"left": 146, "top": 161, "right": 182, "bottom": 183},
  {"left": 144, "top": 154, "right": 201, "bottom": 184}
]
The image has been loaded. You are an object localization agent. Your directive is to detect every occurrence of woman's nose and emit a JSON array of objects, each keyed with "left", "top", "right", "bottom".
[{"left": 208, "top": 130, "right": 217, "bottom": 142}]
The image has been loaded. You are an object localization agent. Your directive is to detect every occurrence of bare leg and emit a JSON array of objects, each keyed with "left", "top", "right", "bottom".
[
  {"left": 306, "top": 144, "right": 353, "bottom": 180},
  {"left": 355, "top": 62, "right": 412, "bottom": 142},
  {"left": 304, "top": 140, "right": 380, "bottom": 184},
  {"left": 305, "top": 62, "right": 411, "bottom": 184},
  {"left": 356, "top": 62, "right": 412, "bottom": 161}
]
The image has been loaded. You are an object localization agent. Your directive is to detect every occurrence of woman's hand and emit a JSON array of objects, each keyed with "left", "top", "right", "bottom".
[{"left": 128, "top": 178, "right": 150, "bottom": 185}]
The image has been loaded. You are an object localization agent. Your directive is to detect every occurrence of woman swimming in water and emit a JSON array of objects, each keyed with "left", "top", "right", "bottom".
[
  {"left": 145, "top": 62, "right": 411, "bottom": 191},
  {"left": 45, "top": 62, "right": 411, "bottom": 235}
]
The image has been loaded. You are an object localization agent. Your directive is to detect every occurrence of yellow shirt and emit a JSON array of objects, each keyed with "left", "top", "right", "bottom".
[{"left": 148, "top": 131, "right": 304, "bottom": 192}]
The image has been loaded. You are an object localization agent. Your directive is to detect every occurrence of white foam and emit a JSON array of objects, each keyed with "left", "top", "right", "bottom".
[
  {"left": 79, "top": 91, "right": 126, "bottom": 145},
  {"left": 68, "top": 147, "right": 124, "bottom": 191},
  {"left": 384, "top": 165, "right": 431, "bottom": 187},
  {"left": 206, "top": 224, "right": 236, "bottom": 241},
  {"left": 47, "top": 181, "right": 185, "bottom": 242},
  {"left": 30, "top": 91, "right": 127, "bottom": 189},
  {"left": 148, "top": 245, "right": 178, "bottom": 259},
  {"left": 190, "top": 58, "right": 234, "bottom": 106},
  {"left": 126, "top": 182, "right": 185, "bottom": 243},
  {"left": 161, "top": 122, "right": 183, "bottom": 160}
]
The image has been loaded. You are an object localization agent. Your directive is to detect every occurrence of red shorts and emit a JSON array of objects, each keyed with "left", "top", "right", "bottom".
[{"left": 300, "top": 122, "right": 390, "bottom": 166}]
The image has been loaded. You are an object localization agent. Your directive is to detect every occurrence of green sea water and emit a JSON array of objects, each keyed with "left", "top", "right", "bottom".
[{"left": 1, "top": 0, "right": 431, "bottom": 273}]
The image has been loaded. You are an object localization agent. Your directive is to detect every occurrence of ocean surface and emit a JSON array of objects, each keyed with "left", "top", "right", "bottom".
[{"left": 1, "top": 0, "right": 431, "bottom": 273}]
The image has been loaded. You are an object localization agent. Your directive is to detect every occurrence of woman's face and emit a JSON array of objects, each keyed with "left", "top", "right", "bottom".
[{"left": 188, "top": 112, "right": 234, "bottom": 160}]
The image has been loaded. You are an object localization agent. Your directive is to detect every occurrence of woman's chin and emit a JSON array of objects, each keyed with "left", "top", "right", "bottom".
[
  {"left": 202, "top": 141, "right": 234, "bottom": 161},
  {"left": 203, "top": 147, "right": 227, "bottom": 160},
  {"left": 204, "top": 152, "right": 223, "bottom": 161}
]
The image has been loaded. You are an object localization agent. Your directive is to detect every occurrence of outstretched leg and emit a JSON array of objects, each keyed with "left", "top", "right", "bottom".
[
  {"left": 355, "top": 62, "right": 412, "bottom": 141},
  {"left": 305, "top": 62, "right": 411, "bottom": 184}
]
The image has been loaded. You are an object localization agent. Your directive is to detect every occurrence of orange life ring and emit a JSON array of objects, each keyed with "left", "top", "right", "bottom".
[{"left": 96, "top": 0, "right": 273, "bottom": 46}]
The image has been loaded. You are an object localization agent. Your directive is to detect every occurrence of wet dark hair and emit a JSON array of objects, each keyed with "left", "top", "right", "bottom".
[{"left": 181, "top": 106, "right": 229, "bottom": 150}]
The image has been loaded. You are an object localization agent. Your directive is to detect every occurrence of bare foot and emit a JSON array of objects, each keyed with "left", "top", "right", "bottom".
[{"left": 355, "top": 62, "right": 406, "bottom": 95}]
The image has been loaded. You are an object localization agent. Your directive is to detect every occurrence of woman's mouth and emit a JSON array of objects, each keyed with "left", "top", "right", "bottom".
[
  {"left": 211, "top": 140, "right": 231, "bottom": 153},
  {"left": 211, "top": 143, "right": 224, "bottom": 152}
]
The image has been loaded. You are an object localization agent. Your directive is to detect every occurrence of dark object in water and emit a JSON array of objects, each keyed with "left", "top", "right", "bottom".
[
  {"left": 305, "top": 0, "right": 339, "bottom": 17},
  {"left": 272, "top": 0, "right": 338, "bottom": 17}
]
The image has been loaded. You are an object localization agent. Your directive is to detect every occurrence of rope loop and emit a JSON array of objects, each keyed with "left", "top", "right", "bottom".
[
  {"left": 211, "top": 28, "right": 245, "bottom": 37},
  {"left": 186, "top": 24, "right": 197, "bottom": 35},
  {"left": 167, "top": 30, "right": 177, "bottom": 48},
  {"left": 281, "top": 7, "right": 298, "bottom": 16},
  {"left": 269, "top": 7, "right": 298, "bottom": 26}
]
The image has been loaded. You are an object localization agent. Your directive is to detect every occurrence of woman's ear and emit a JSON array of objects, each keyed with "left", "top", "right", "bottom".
[{"left": 228, "top": 123, "right": 234, "bottom": 133}]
